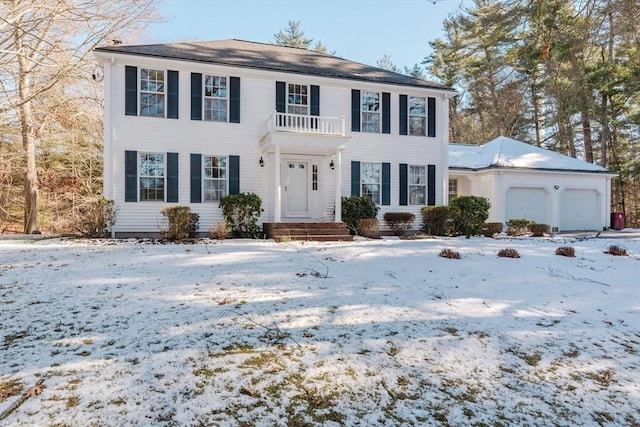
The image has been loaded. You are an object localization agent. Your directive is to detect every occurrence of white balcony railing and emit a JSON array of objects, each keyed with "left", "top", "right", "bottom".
[{"left": 270, "top": 111, "right": 345, "bottom": 136}]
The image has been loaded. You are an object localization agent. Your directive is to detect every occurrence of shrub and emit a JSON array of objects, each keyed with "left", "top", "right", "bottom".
[
  {"left": 439, "top": 248, "right": 460, "bottom": 259},
  {"left": 219, "top": 193, "right": 263, "bottom": 238},
  {"left": 383, "top": 212, "right": 416, "bottom": 237},
  {"left": 341, "top": 196, "right": 379, "bottom": 233},
  {"left": 76, "top": 196, "right": 116, "bottom": 237},
  {"left": 481, "top": 222, "right": 503, "bottom": 238},
  {"left": 449, "top": 196, "right": 490, "bottom": 237},
  {"left": 356, "top": 218, "right": 380, "bottom": 239},
  {"left": 604, "top": 245, "right": 627, "bottom": 256},
  {"left": 528, "top": 223, "right": 550, "bottom": 237},
  {"left": 507, "top": 218, "right": 533, "bottom": 236},
  {"left": 555, "top": 246, "right": 575, "bottom": 257},
  {"left": 421, "top": 206, "right": 450, "bottom": 236},
  {"left": 160, "top": 206, "right": 196, "bottom": 241},
  {"left": 209, "top": 222, "right": 229, "bottom": 240},
  {"left": 497, "top": 248, "right": 520, "bottom": 258}
]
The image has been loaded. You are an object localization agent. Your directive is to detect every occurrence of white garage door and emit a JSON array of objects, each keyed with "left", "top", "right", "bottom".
[
  {"left": 560, "top": 189, "right": 599, "bottom": 231},
  {"left": 505, "top": 187, "right": 548, "bottom": 224}
]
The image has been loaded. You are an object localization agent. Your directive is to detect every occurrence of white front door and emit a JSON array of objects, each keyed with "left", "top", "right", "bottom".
[{"left": 285, "top": 161, "right": 309, "bottom": 217}]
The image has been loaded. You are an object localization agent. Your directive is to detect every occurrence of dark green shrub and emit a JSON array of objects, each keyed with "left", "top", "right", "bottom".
[
  {"left": 161, "top": 206, "right": 194, "bottom": 241},
  {"left": 356, "top": 218, "right": 380, "bottom": 238},
  {"left": 383, "top": 212, "right": 416, "bottom": 237},
  {"left": 507, "top": 218, "right": 533, "bottom": 236},
  {"left": 189, "top": 213, "right": 200, "bottom": 238},
  {"left": 341, "top": 196, "right": 379, "bottom": 233},
  {"left": 528, "top": 223, "right": 549, "bottom": 237},
  {"left": 219, "top": 193, "right": 263, "bottom": 238},
  {"left": 421, "top": 206, "right": 450, "bottom": 236},
  {"left": 481, "top": 222, "right": 503, "bottom": 237},
  {"left": 449, "top": 196, "right": 490, "bottom": 237},
  {"left": 77, "top": 196, "right": 116, "bottom": 237}
]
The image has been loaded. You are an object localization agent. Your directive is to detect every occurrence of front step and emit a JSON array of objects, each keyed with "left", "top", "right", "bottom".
[{"left": 264, "top": 222, "right": 353, "bottom": 242}]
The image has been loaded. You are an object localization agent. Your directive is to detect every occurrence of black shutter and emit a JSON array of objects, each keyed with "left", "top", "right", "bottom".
[
  {"left": 125, "top": 150, "right": 137, "bottom": 202},
  {"left": 167, "top": 70, "right": 179, "bottom": 119},
  {"left": 351, "top": 89, "right": 360, "bottom": 132},
  {"left": 230, "top": 76, "right": 240, "bottom": 123},
  {"left": 310, "top": 85, "right": 320, "bottom": 116},
  {"left": 190, "top": 154, "right": 202, "bottom": 203},
  {"left": 229, "top": 155, "right": 240, "bottom": 195},
  {"left": 382, "top": 92, "right": 391, "bottom": 134},
  {"left": 399, "top": 163, "right": 408, "bottom": 206},
  {"left": 125, "top": 66, "right": 137, "bottom": 116},
  {"left": 351, "top": 161, "right": 360, "bottom": 196},
  {"left": 275, "top": 81, "right": 286, "bottom": 113},
  {"left": 427, "top": 97, "right": 436, "bottom": 137},
  {"left": 399, "top": 95, "right": 408, "bottom": 135},
  {"left": 191, "top": 73, "right": 202, "bottom": 120},
  {"left": 427, "top": 164, "right": 436, "bottom": 206},
  {"left": 382, "top": 162, "right": 391, "bottom": 205},
  {"left": 166, "top": 152, "right": 179, "bottom": 202}
]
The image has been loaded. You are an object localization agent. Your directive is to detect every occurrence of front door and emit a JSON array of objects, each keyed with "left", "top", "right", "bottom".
[{"left": 285, "top": 161, "right": 309, "bottom": 217}]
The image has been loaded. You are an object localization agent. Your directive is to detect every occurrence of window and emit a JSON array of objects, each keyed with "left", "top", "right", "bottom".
[
  {"left": 448, "top": 179, "right": 458, "bottom": 204},
  {"left": 139, "top": 153, "right": 165, "bottom": 201},
  {"left": 312, "top": 164, "right": 318, "bottom": 191},
  {"left": 361, "top": 91, "right": 380, "bottom": 133},
  {"left": 409, "top": 165, "right": 426, "bottom": 205},
  {"left": 204, "top": 75, "right": 227, "bottom": 121},
  {"left": 287, "top": 84, "right": 308, "bottom": 115},
  {"left": 361, "top": 162, "right": 381, "bottom": 204},
  {"left": 140, "top": 69, "right": 165, "bottom": 117},
  {"left": 203, "top": 156, "right": 227, "bottom": 201},
  {"left": 409, "top": 96, "right": 426, "bottom": 136}
]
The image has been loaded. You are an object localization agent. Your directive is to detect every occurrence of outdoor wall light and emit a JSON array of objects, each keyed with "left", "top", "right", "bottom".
[
  {"left": 259, "top": 156, "right": 264, "bottom": 167},
  {"left": 554, "top": 185, "right": 559, "bottom": 190},
  {"left": 329, "top": 160, "right": 335, "bottom": 170}
]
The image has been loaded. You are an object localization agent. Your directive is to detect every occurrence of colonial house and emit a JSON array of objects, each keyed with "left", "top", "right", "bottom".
[
  {"left": 449, "top": 137, "right": 616, "bottom": 232},
  {"left": 94, "top": 39, "right": 456, "bottom": 238}
]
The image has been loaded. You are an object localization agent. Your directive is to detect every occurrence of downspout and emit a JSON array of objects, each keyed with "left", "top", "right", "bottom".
[{"left": 110, "top": 56, "right": 117, "bottom": 238}]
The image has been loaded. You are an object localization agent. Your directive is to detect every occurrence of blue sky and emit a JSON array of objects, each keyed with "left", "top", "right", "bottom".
[{"left": 147, "top": 0, "right": 466, "bottom": 71}]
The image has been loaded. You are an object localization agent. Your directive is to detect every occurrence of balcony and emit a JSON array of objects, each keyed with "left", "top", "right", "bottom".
[{"left": 269, "top": 111, "right": 345, "bottom": 136}]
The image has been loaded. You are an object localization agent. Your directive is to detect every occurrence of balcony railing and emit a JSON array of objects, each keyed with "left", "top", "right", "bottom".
[{"left": 269, "top": 111, "right": 345, "bottom": 136}]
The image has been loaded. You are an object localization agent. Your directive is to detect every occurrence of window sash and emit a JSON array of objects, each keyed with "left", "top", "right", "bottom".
[
  {"left": 203, "top": 156, "right": 228, "bottom": 201},
  {"left": 140, "top": 69, "right": 165, "bottom": 117},
  {"left": 408, "top": 165, "right": 426, "bottom": 205},
  {"left": 139, "top": 153, "right": 165, "bottom": 201},
  {"left": 287, "top": 83, "right": 309, "bottom": 115},
  {"left": 204, "top": 75, "right": 228, "bottom": 121},
  {"left": 409, "top": 96, "right": 426, "bottom": 136},
  {"left": 448, "top": 179, "right": 458, "bottom": 203},
  {"left": 361, "top": 91, "right": 380, "bottom": 133},
  {"left": 361, "top": 162, "right": 381, "bottom": 204}
]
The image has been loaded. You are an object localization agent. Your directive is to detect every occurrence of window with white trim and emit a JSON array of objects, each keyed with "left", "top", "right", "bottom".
[
  {"left": 287, "top": 84, "right": 308, "bottom": 115},
  {"left": 139, "top": 153, "right": 165, "bottom": 201},
  {"left": 409, "top": 165, "right": 426, "bottom": 205},
  {"left": 203, "top": 156, "right": 228, "bottom": 201},
  {"left": 204, "top": 75, "right": 227, "bottom": 121},
  {"left": 140, "top": 69, "right": 165, "bottom": 117},
  {"left": 361, "top": 91, "right": 380, "bottom": 133},
  {"left": 409, "top": 96, "right": 426, "bottom": 136},
  {"left": 448, "top": 179, "right": 458, "bottom": 204},
  {"left": 361, "top": 162, "right": 381, "bottom": 204}
]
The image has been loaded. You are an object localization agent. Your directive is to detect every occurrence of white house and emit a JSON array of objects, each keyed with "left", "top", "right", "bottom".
[
  {"left": 449, "top": 137, "right": 615, "bottom": 231},
  {"left": 94, "top": 39, "right": 456, "bottom": 237}
]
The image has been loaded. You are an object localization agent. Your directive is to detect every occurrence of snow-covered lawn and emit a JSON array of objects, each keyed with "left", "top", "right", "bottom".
[{"left": 1, "top": 235, "right": 639, "bottom": 426}]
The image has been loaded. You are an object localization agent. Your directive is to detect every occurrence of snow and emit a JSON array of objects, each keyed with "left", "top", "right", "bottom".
[
  {"left": 450, "top": 136, "right": 613, "bottom": 173},
  {"left": 1, "top": 235, "right": 639, "bottom": 426}
]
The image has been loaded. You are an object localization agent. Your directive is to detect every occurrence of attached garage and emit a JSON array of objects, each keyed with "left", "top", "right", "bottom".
[
  {"left": 505, "top": 187, "right": 548, "bottom": 224},
  {"left": 560, "top": 189, "right": 600, "bottom": 231}
]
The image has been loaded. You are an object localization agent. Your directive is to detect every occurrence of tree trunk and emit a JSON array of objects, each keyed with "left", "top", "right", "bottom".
[
  {"left": 581, "top": 110, "right": 593, "bottom": 163},
  {"left": 600, "top": 93, "right": 608, "bottom": 168}
]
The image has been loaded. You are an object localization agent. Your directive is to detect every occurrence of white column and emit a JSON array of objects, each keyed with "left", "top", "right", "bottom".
[
  {"left": 334, "top": 150, "right": 342, "bottom": 222},
  {"left": 274, "top": 145, "right": 282, "bottom": 222}
]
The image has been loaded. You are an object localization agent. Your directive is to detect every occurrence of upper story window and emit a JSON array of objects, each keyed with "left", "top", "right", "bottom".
[
  {"left": 361, "top": 91, "right": 381, "bottom": 133},
  {"left": 204, "top": 75, "right": 228, "bottom": 121},
  {"left": 409, "top": 165, "right": 426, "bottom": 205},
  {"left": 203, "top": 155, "right": 228, "bottom": 202},
  {"left": 139, "top": 153, "right": 165, "bottom": 201},
  {"left": 361, "top": 162, "right": 381, "bottom": 204},
  {"left": 140, "top": 69, "right": 165, "bottom": 117},
  {"left": 409, "top": 97, "right": 426, "bottom": 136},
  {"left": 287, "top": 84, "right": 309, "bottom": 115}
]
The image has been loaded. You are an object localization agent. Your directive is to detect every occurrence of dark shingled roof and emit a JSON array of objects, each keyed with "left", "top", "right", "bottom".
[{"left": 95, "top": 39, "right": 455, "bottom": 91}]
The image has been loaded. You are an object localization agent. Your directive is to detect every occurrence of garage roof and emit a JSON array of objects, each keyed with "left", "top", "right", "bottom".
[{"left": 449, "top": 137, "right": 613, "bottom": 173}]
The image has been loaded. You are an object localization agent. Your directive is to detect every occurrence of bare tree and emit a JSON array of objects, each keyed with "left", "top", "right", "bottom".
[{"left": 0, "top": 0, "right": 160, "bottom": 233}]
